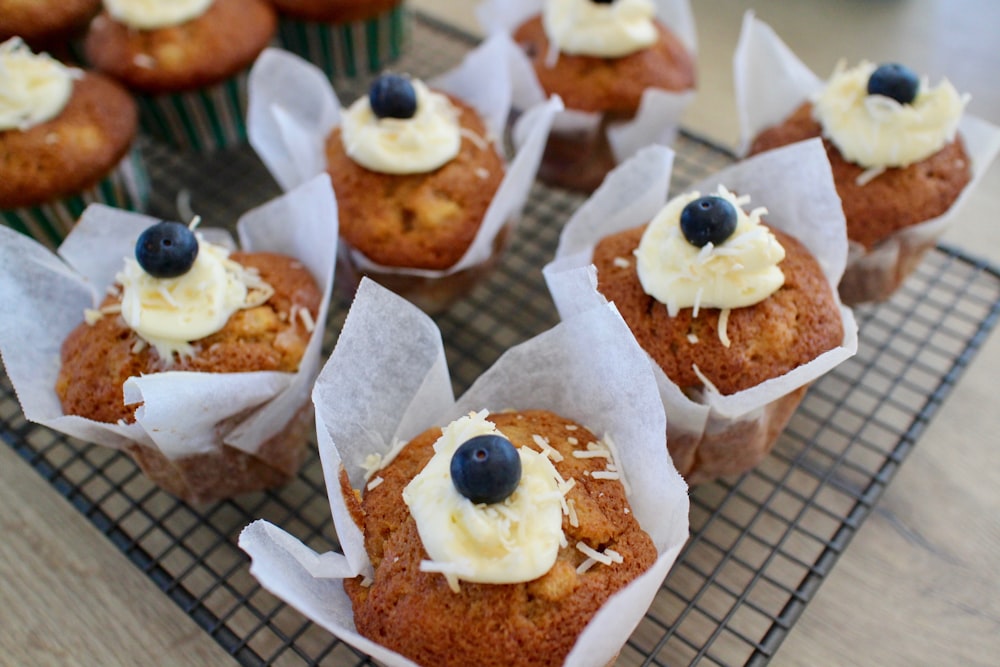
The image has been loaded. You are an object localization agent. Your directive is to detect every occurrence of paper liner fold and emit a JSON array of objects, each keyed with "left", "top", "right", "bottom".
[
  {"left": 240, "top": 278, "right": 690, "bottom": 667},
  {"left": 544, "top": 141, "right": 859, "bottom": 483}
]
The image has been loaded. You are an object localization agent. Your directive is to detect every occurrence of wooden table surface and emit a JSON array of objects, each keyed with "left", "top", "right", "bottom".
[{"left": 3, "top": 1, "right": 999, "bottom": 666}]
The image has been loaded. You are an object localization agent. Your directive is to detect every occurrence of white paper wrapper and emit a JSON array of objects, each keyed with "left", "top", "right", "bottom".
[
  {"left": 733, "top": 11, "right": 1000, "bottom": 303},
  {"left": 239, "top": 278, "right": 690, "bottom": 667},
  {"left": 544, "top": 141, "right": 859, "bottom": 482},
  {"left": 0, "top": 174, "right": 338, "bottom": 466},
  {"left": 476, "top": 0, "right": 697, "bottom": 171},
  {"left": 247, "top": 35, "right": 562, "bottom": 279}
]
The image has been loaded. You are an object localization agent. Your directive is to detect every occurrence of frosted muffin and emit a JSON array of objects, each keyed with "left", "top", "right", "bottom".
[
  {"left": 84, "top": 0, "right": 277, "bottom": 151},
  {"left": 344, "top": 409, "right": 656, "bottom": 667},
  {"left": 507, "top": 0, "right": 695, "bottom": 191},
  {"left": 55, "top": 219, "right": 323, "bottom": 503},
  {"left": 269, "top": 0, "right": 408, "bottom": 81},
  {"left": 0, "top": 0, "right": 100, "bottom": 52},
  {"left": 0, "top": 38, "right": 147, "bottom": 249},
  {"left": 748, "top": 60, "right": 972, "bottom": 303}
]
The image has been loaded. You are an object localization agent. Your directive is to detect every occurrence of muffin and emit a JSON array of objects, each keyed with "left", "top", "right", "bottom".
[
  {"left": 270, "top": 0, "right": 408, "bottom": 81},
  {"left": 0, "top": 37, "right": 147, "bottom": 249},
  {"left": 247, "top": 42, "right": 560, "bottom": 313},
  {"left": 83, "top": 0, "right": 277, "bottom": 151},
  {"left": 545, "top": 142, "right": 857, "bottom": 484},
  {"left": 0, "top": 177, "right": 338, "bottom": 505},
  {"left": 747, "top": 59, "right": 972, "bottom": 303},
  {"left": 239, "top": 278, "right": 690, "bottom": 667},
  {"left": 501, "top": 0, "right": 696, "bottom": 191},
  {"left": 0, "top": 0, "right": 100, "bottom": 53}
]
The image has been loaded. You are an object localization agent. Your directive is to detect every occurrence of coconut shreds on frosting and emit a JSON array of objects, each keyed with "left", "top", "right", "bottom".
[{"left": 0, "top": 37, "right": 81, "bottom": 132}]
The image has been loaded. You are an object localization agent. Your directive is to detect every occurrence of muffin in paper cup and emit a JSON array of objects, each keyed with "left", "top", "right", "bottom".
[
  {"left": 0, "top": 174, "right": 338, "bottom": 504},
  {"left": 247, "top": 35, "right": 561, "bottom": 313},
  {"left": 83, "top": 0, "right": 277, "bottom": 151},
  {"left": 272, "top": 0, "right": 409, "bottom": 82},
  {"left": 0, "top": 38, "right": 149, "bottom": 249},
  {"left": 239, "top": 278, "right": 689, "bottom": 667},
  {"left": 734, "top": 12, "right": 1000, "bottom": 304},
  {"left": 544, "top": 142, "right": 858, "bottom": 484},
  {"left": 476, "top": 0, "right": 697, "bottom": 192}
]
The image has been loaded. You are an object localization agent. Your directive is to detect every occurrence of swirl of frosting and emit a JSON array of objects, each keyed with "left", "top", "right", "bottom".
[
  {"left": 117, "top": 234, "right": 274, "bottom": 360},
  {"left": 402, "top": 411, "right": 566, "bottom": 587},
  {"left": 635, "top": 186, "right": 786, "bottom": 317},
  {"left": 104, "top": 0, "right": 214, "bottom": 30},
  {"left": 340, "top": 79, "right": 462, "bottom": 175},
  {"left": 543, "top": 0, "right": 658, "bottom": 58},
  {"left": 0, "top": 38, "right": 79, "bottom": 132},
  {"left": 812, "top": 60, "right": 969, "bottom": 169}
]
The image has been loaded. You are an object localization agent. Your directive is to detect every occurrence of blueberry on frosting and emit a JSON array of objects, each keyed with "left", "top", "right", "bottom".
[
  {"left": 867, "top": 63, "right": 920, "bottom": 105},
  {"left": 135, "top": 221, "right": 199, "bottom": 278},
  {"left": 450, "top": 434, "right": 522, "bottom": 504},
  {"left": 679, "top": 196, "right": 738, "bottom": 248},
  {"left": 368, "top": 73, "right": 418, "bottom": 120}
]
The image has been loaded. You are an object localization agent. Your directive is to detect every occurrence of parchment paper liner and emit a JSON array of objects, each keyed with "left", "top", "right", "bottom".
[
  {"left": 476, "top": 0, "right": 697, "bottom": 192},
  {"left": 239, "top": 278, "right": 690, "bottom": 667},
  {"left": 247, "top": 36, "right": 562, "bottom": 309},
  {"left": 544, "top": 141, "right": 859, "bottom": 484},
  {"left": 0, "top": 174, "right": 338, "bottom": 503},
  {"left": 733, "top": 11, "right": 1000, "bottom": 304}
]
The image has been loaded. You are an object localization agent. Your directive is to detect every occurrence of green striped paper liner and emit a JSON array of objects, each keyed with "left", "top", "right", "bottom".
[
  {"left": 1, "top": 149, "right": 150, "bottom": 250},
  {"left": 137, "top": 73, "right": 248, "bottom": 152},
  {"left": 276, "top": 6, "right": 409, "bottom": 81}
]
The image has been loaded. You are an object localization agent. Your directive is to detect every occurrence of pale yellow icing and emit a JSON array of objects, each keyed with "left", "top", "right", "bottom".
[
  {"left": 543, "top": 0, "right": 658, "bottom": 59},
  {"left": 634, "top": 186, "right": 786, "bottom": 317},
  {"left": 104, "top": 0, "right": 213, "bottom": 30},
  {"left": 402, "top": 410, "right": 566, "bottom": 588},
  {"left": 340, "top": 79, "right": 462, "bottom": 175},
  {"left": 812, "top": 60, "right": 969, "bottom": 169},
  {"left": 117, "top": 233, "right": 274, "bottom": 361},
  {"left": 0, "top": 38, "right": 78, "bottom": 132}
]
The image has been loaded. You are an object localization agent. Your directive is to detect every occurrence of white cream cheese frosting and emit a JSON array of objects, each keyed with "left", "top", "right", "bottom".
[
  {"left": 0, "top": 38, "right": 79, "bottom": 132},
  {"left": 812, "top": 60, "right": 969, "bottom": 169},
  {"left": 103, "top": 0, "right": 214, "bottom": 30},
  {"left": 402, "top": 410, "right": 566, "bottom": 589},
  {"left": 542, "top": 0, "right": 658, "bottom": 59},
  {"left": 635, "top": 186, "right": 786, "bottom": 317},
  {"left": 340, "top": 78, "right": 462, "bottom": 175},
  {"left": 116, "top": 233, "right": 274, "bottom": 360}
]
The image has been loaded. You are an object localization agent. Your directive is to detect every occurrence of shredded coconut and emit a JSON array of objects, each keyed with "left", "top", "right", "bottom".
[
  {"left": 591, "top": 471, "right": 621, "bottom": 480},
  {"left": 576, "top": 541, "right": 613, "bottom": 566},
  {"left": 856, "top": 166, "right": 886, "bottom": 187},
  {"left": 133, "top": 54, "right": 156, "bottom": 69},
  {"left": 459, "top": 127, "right": 489, "bottom": 151},
  {"left": 359, "top": 576, "right": 373, "bottom": 588},
  {"left": 718, "top": 308, "right": 732, "bottom": 348},
  {"left": 692, "top": 363, "right": 721, "bottom": 395},
  {"left": 474, "top": 167, "right": 490, "bottom": 180},
  {"left": 566, "top": 498, "right": 579, "bottom": 528},
  {"left": 564, "top": 424, "right": 578, "bottom": 431},
  {"left": 366, "top": 476, "right": 384, "bottom": 491},
  {"left": 297, "top": 306, "right": 316, "bottom": 333},
  {"left": 531, "top": 433, "right": 564, "bottom": 462},
  {"left": 572, "top": 449, "right": 611, "bottom": 460},
  {"left": 576, "top": 558, "right": 597, "bottom": 574},
  {"left": 613, "top": 256, "right": 631, "bottom": 269},
  {"left": 687, "top": 333, "right": 699, "bottom": 344}
]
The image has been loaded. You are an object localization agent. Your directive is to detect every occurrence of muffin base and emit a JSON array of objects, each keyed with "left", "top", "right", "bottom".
[
  {"left": 137, "top": 73, "right": 249, "bottom": 152},
  {"left": 275, "top": 5, "right": 409, "bottom": 81},
  {"left": 535, "top": 112, "right": 630, "bottom": 193},
  {"left": 1, "top": 149, "right": 149, "bottom": 249},
  {"left": 126, "top": 403, "right": 313, "bottom": 505}
]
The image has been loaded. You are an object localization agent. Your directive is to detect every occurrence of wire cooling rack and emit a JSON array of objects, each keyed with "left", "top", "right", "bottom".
[{"left": 3, "top": 14, "right": 1000, "bottom": 667}]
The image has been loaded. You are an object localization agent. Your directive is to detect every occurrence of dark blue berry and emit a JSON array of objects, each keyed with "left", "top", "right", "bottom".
[
  {"left": 450, "top": 434, "right": 522, "bottom": 505},
  {"left": 680, "top": 196, "right": 738, "bottom": 247},
  {"left": 592, "top": 0, "right": 616, "bottom": 4},
  {"left": 867, "top": 63, "right": 920, "bottom": 105},
  {"left": 135, "top": 221, "right": 199, "bottom": 278},
  {"left": 369, "top": 74, "right": 417, "bottom": 120}
]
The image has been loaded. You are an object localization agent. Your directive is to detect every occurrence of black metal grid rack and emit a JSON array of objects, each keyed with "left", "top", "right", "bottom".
[{"left": 3, "top": 14, "right": 1000, "bottom": 667}]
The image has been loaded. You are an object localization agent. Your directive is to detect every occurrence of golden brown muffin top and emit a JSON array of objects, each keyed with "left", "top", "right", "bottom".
[
  {"left": 593, "top": 224, "right": 844, "bottom": 396},
  {"left": 326, "top": 93, "right": 505, "bottom": 270},
  {"left": 0, "top": 71, "right": 137, "bottom": 208},
  {"left": 0, "top": 0, "right": 100, "bottom": 46},
  {"left": 82, "top": 0, "right": 276, "bottom": 93},
  {"left": 269, "top": 0, "right": 403, "bottom": 22},
  {"left": 56, "top": 251, "right": 322, "bottom": 424},
  {"left": 749, "top": 102, "right": 972, "bottom": 249},
  {"left": 343, "top": 409, "right": 657, "bottom": 667},
  {"left": 512, "top": 14, "right": 695, "bottom": 114}
]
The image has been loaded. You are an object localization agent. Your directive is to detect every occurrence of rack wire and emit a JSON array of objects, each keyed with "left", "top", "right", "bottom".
[{"left": 3, "top": 14, "right": 1000, "bottom": 667}]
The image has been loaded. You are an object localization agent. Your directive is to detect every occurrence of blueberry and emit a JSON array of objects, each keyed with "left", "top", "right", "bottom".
[
  {"left": 450, "top": 434, "right": 522, "bottom": 505},
  {"left": 679, "top": 196, "right": 738, "bottom": 247},
  {"left": 867, "top": 63, "right": 920, "bottom": 105},
  {"left": 592, "top": 0, "right": 616, "bottom": 4},
  {"left": 368, "top": 74, "right": 418, "bottom": 120},
  {"left": 135, "top": 221, "right": 199, "bottom": 278}
]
